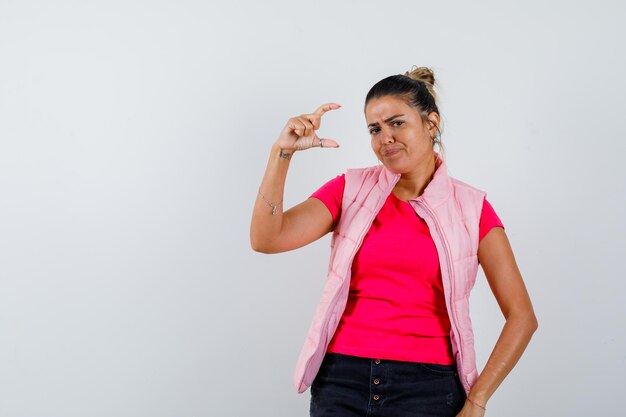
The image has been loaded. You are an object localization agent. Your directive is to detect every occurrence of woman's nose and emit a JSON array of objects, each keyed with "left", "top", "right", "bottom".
[{"left": 381, "top": 129, "right": 394, "bottom": 144}]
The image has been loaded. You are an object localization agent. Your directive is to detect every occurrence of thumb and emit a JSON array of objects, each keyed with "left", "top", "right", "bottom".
[{"left": 317, "top": 137, "right": 340, "bottom": 148}]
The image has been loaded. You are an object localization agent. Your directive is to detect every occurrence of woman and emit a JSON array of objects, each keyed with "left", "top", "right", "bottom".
[{"left": 250, "top": 67, "right": 538, "bottom": 417}]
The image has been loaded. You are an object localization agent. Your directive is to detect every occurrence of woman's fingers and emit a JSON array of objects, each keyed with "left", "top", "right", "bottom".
[
  {"left": 307, "top": 103, "right": 341, "bottom": 130},
  {"left": 293, "top": 135, "right": 340, "bottom": 151},
  {"left": 286, "top": 119, "right": 304, "bottom": 137},
  {"left": 298, "top": 116, "right": 315, "bottom": 136},
  {"left": 315, "top": 136, "right": 340, "bottom": 148},
  {"left": 295, "top": 103, "right": 341, "bottom": 135},
  {"left": 303, "top": 103, "right": 341, "bottom": 131},
  {"left": 314, "top": 102, "right": 341, "bottom": 115},
  {"left": 304, "top": 113, "right": 321, "bottom": 130},
  {"left": 280, "top": 103, "right": 341, "bottom": 151},
  {"left": 288, "top": 117, "right": 314, "bottom": 137}
]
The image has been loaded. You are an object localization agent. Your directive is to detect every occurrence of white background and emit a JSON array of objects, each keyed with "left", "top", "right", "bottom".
[{"left": 1, "top": 1, "right": 624, "bottom": 416}]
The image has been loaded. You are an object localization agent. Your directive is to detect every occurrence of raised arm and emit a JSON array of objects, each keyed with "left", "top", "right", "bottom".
[
  {"left": 250, "top": 103, "right": 341, "bottom": 254},
  {"left": 457, "top": 227, "right": 539, "bottom": 417}
]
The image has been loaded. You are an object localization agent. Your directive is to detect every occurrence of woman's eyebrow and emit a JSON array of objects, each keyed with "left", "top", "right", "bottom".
[{"left": 368, "top": 114, "right": 405, "bottom": 128}]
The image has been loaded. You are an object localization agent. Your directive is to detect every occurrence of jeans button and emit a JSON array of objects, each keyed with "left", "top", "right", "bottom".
[
  {"left": 373, "top": 394, "right": 380, "bottom": 401},
  {"left": 374, "top": 359, "right": 381, "bottom": 364},
  {"left": 373, "top": 378, "right": 380, "bottom": 385}
]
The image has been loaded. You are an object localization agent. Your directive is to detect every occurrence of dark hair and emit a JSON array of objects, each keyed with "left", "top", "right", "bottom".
[{"left": 365, "top": 66, "right": 444, "bottom": 157}]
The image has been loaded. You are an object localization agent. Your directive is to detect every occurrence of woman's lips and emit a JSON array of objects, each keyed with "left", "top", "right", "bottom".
[{"left": 382, "top": 148, "right": 402, "bottom": 157}]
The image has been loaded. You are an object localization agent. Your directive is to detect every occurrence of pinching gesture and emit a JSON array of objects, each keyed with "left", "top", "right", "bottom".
[{"left": 274, "top": 102, "right": 342, "bottom": 154}]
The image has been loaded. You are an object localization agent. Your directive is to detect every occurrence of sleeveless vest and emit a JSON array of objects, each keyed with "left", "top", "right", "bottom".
[{"left": 293, "top": 153, "right": 486, "bottom": 395}]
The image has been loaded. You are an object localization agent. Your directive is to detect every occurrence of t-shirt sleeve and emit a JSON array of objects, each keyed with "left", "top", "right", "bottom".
[
  {"left": 479, "top": 197, "right": 505, "bottom": 241},
  {"left": 309, "top": 173, "right": 345, "bottom": 225}
]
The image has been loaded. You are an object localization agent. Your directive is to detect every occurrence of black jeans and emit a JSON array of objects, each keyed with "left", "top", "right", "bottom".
[{"left": 310, "top": 353, "right": 466, "bottom": 417}]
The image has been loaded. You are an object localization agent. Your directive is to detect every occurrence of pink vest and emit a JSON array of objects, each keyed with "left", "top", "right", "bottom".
[{"left": 293, "top": 153, "right": 486, "bottom": 395}]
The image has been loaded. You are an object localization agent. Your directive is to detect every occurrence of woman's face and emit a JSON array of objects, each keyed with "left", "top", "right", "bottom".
[{"left": 365, "top": 95, "right": 439, "bottom": 174}]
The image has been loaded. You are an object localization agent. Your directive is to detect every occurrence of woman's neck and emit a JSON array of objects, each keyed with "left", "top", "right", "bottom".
[{"left": 392, "top": 154, "right": 437, "bottom": 201}]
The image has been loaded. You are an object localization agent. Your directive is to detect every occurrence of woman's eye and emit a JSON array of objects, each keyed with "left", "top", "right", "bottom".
[
  {"left": 369, "top": 128, "right": 380, "bottom": 135},
  {"left": 392, "top": 120, "right": 404, "bottom": 126}
]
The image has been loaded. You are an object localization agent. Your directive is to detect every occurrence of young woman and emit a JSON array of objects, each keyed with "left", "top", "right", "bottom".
[{"left": 250, "top": 66, "right": 538, "bottom": 417}]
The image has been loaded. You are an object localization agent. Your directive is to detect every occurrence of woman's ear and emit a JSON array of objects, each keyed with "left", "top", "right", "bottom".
[{"left": 426, "top": 112, "right": 440, "bottom": 136}]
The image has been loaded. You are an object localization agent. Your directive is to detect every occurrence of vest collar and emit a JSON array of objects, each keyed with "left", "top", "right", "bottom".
[{"left": 379, "top": 152, "right": 452, "bottom": 208}]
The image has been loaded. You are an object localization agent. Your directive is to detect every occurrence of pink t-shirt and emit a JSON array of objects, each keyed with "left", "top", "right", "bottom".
[{"left": 310, "top": 174, "right": 504, "bottom": 364}]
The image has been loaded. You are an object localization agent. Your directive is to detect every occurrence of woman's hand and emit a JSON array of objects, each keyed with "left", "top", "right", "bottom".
[
  {"left": 274, "top": 102, "right": 341, "bottom": 152},
  {"left": 455, "top": 398, "right": 486, "bottom": 417},
  {"left": 250, "top": 102, "right": 342, "bottom": 253}
]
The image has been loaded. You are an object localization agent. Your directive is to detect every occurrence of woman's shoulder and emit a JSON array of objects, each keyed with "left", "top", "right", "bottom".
[{"left": 447, "top": 176, "right": 505, "bottom": 240}]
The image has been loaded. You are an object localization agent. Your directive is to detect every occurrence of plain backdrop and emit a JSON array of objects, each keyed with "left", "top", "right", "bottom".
[{"left": 1, "top": 1, "right": 625, "bottom": 416}]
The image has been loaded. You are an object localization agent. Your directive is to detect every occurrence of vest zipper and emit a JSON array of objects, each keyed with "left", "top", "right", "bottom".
[{"left": 413, "top": 199, "right": 466, "bottom": 383}]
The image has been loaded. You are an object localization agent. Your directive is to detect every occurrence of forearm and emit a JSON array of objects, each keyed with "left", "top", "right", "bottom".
[
  {"left": 250, "top": 143, "right": 293, "bottom": 252},
  {"left": 467, "top": 312, "right": 538, "bottom": 407}
]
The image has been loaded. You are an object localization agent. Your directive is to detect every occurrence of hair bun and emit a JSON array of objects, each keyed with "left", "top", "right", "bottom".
[
  {"left": 404, "top": 66, "right": 436, "bottom": 85},
  {"left": 403, "top": 65, "right": 438, "bottom": 103}
]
